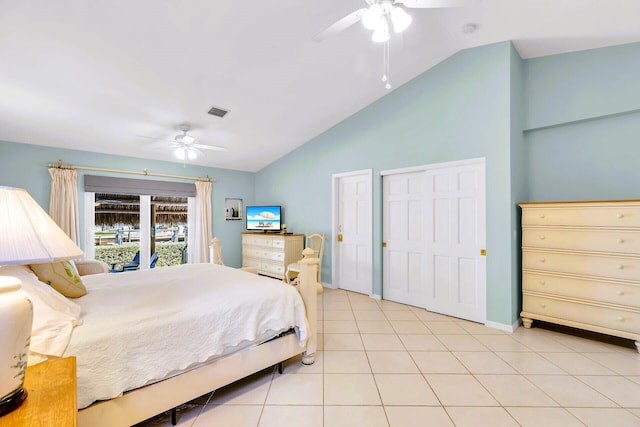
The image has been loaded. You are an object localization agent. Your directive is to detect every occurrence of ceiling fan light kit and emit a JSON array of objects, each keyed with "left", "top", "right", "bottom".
[{"left": 362, "top": 2, "right": 413, "bottom": 42}]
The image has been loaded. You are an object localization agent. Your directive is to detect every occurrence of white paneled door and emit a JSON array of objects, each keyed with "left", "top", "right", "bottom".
[
  {"left": 382, "top": 171, "right": 427, "bottom": 306},
  {"left": 425, "top": 160, "right": 486, "bottom": 323},
  {"left": 333, "top": 170, "right": 372, "bottom": 295}
]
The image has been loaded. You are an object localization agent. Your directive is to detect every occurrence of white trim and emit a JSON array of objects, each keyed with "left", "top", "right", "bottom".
[
  {"left": 485, "top": 318, "right": 521, "bottom": 333},
  {"left": 83, "top": 192, "right": 95, "bottom": 260},
  {"left": 331, "top": 169, "right": 373, "bottom": 295},
  {"left": 140, "top": 195, "right": 151, "bottom": 270},
  {"left": 370, "top": 294, "right": 381, "bottom": 300},
  {"left": 187, "top": 197, "right": 196, "bottom": 263},
  {"left": 380, "top": 157, "right": 486, "bottom": 176}
]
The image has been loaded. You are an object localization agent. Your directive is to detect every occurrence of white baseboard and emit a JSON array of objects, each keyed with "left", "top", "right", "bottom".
[
  {"left": 485, "top": 318, "right": 521, "bottom": 333},
  {"left": 370, "top": 294, "right": 381, "bottom": 300}
]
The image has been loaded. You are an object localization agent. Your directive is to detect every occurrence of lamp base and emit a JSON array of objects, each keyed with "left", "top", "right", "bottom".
[{"left": 0, "top": 387, "right": 27, "bottom": 417}]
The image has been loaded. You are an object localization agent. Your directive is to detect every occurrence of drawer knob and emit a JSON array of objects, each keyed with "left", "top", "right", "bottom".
[
  {"left": 540, "top": 281, "right": 546, "bottom": 286},
  {"left": 618, "top": 213, "right": 625, "bottom": 219},
  {"left": 541, "top": 303, "right": 546, "bottom": 308},
  {"left": 617, "top": 290, "right": 624, "bottom": 296},
  {"left": 617, "top": 316, "right": 625, "bottom": 322},
  {"left": 540, "top": 258, "right": 546, "bottom": 263},
  {"left": 539, "top": 235, "right": 546, "bottom": 240},
  {"left": 617, "top": 238, "right": 625, "bottom": 244},
  {"left": 540, "top": 214, "right": 545, "bottom": 219},
  {"left": 617, "top": 265, "right": 625, "bottom": 270}
]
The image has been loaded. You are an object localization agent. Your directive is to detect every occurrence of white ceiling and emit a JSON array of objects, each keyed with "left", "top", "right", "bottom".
[{"left": 1, "top": 0, "right": 639, "bottom": 172}]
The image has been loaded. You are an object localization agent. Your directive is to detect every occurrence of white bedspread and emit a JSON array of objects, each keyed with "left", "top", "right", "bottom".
[{"left": 64, "top": 263, "right": 309, "bottom": 409}]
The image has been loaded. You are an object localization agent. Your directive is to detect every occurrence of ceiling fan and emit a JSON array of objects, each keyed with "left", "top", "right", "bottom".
[
  {"left": 313, "top": 0, "right": 477, "bottom": 43},
  {"left": 140, "top": 124, "right": 228, "bottom": 161}
]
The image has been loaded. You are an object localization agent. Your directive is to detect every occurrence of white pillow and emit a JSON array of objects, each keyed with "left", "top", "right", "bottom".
[{"left": 0, "top": 265, "right": 81, "bottom": 362}]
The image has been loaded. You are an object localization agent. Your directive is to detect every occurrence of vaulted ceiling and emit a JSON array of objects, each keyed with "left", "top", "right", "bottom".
[{"left": 1, "top": 0, "right": 639, "bottom": 172}]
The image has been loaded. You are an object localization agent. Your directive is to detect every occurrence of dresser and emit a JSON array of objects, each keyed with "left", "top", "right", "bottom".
[
  {"left": 519, "top": 200, "right": 640, "bottom": 351},
  {"left": 0, "top": 357, "right": 77, "bottom": 427},
  {"left": 242, "top": 233, "right": 304, "bottom": 280}
]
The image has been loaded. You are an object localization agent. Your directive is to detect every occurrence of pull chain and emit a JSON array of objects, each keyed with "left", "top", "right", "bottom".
[{"left": 382, "top": 38, "right": 391, "bottom": 90}]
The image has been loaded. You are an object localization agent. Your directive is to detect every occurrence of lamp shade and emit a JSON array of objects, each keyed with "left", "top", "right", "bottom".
[{"left": 0, "top": 186, "right": 83, "bottom": 265}]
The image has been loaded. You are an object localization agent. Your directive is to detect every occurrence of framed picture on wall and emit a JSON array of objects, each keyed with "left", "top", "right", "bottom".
[{"left": 225, "top": 198, "right": 243, "bottom": 220}]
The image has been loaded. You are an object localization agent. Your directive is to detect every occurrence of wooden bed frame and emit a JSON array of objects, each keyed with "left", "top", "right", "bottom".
[{"left": 77, "top": 251, "right": 319, "bottom": 427}]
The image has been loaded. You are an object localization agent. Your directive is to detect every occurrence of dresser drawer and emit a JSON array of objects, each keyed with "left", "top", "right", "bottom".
[
  {"left": 522, "top": 205, "right": 640, "bottom": 227},
  {"left": 523, "top": 250, "right": 640, "bottom": 281},
  {"left": 242, "top": 235, "right": 273, "bottom": 247},
  {"left": 243, "top": 258, "right": 261, "bottom": 269},
  {"left": 261, "top": 262, "right": 285, "bottom": 277},
  {"left": 522, "top": 294, "right": 640, "bottom": 335},
  {"left": 523, "top": 228, "right": 640, "bottom": 254},
  {"left": 263, "top": 250, "right": 285, "bottom": 262},
  {"left": 523, "top": 272, "right": 640, "bottom": 307},
  {"left": 271, "top": 237, "right": 285, "bottom": 249}
]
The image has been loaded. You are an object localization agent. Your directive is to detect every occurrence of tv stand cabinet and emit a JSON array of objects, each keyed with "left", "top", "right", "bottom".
[{"left": 242, "top": 232, "right": 304, "bottom": 280}]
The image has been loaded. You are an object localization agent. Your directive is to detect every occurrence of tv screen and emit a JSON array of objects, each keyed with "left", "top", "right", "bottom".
[{"left": 246, "top": 205, "right": 282, "bottom": 231}]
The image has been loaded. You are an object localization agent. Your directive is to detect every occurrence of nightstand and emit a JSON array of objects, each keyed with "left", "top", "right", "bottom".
[{"left": 0, "top": 357, "right": 77, "bottom": 427}]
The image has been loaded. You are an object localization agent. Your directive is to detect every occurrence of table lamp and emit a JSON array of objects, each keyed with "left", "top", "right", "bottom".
[{"left": 0, "top": 186, "right": 83, "bottom": 416}]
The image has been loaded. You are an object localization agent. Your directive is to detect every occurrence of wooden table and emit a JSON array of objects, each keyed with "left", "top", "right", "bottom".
[{"left": 0, "top": 357, "right": 77, "bottom": 427}]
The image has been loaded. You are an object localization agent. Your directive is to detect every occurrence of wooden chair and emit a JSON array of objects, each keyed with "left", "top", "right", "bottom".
[{"left": 284, "top": 233, "right": 324, "bottom": 292}]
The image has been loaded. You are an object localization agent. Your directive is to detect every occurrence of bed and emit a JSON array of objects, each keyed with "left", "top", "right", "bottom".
[{"left": 7, "top": 250, "right": 319, "bottom": 427}]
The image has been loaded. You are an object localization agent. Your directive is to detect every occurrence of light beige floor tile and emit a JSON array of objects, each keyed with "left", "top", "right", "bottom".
[
  {"left": 354, "top": 310, "right": 387, "bottom": 320},
  {"left": 506, "top": 407, "right": 585, "bottom": 427},
  {"left": 495, "top": 351, "right": 565, "bottom": 374},
  {"left": 323, "top": 301, "right": 352, "bottom": 311},
  {"left": 425, "top": 322, "right": 469, "bottom": 335},
  {"left": 525, "top": 375, "right": 616, "bottom": 407},
  {"left": 567, "top": 408, "right": 640, "bottom": 427},
  {"left": 445, "top": 407, "right": 519, "bottom": 427},
  {"left": 324, "top": 350, "right": 371, "bottom": 373},
  {"left": 378, "top": 300, "right": 411, "bottom": 311},
  {"left": 259, "top": 405, "right": 323, "bottom": 427},
  {"left": 424, "top": 374, "right": 499, "bottom": 406},
  {"left": 367, "top": 351, "right": 420, "bottom": 373},
  {"left": 453, "top": 352, "right": 517, "bottom": 374},
  {"left": 209, "top": 369, "right": 274, "bottom": 405},
  {"left": 351, "top": 301, "right": 382, "bottom": 310},
  {"left": 323, "top": 320, "right": 359, "bottom": 334},
  {"left": 411, "top": 351, "right": 469, "bottom": 374},
  {"left": 577, "top": 376, "right": 640, "bottom": 407},
  {"left": 265, "top": 373, "right": 323, "bottom": 405},
  {"left": 550, "top": 334, "right": 621, "bottom": 353},
  {"left": 316, "top": 321, "right": 323, "bottom": 334},
  {"left": 398, "top": 334, "right": 446, "bottom": 351},
  {"left": 474, "top": 375, "right": 558, "bottom": 407},
  {"left": 324, "top": 310, "right": 355, "bottom": 321},
  {"left": 193, "top": 404, "right": 262, "bottom": 427},
  {"left": 324, "top": 333, "right": 364, "bottom": 351},
  {"left": 374, "top": 374, "right": 440, "bottom": 405},
  {"left": 436, "top": 334, "right": 489, "bottom": 351},
  {"left": 316, "top": 333, "right": 323, "bottom": 351},
  {"left": 361, "top": 334, "right": 405, "bottom": 351},
  {"left": 456, "top": 320, "right": 506, "bottom": 335},
  {"left": 475, "top": 335, "right": 532, "bottom": 352},
  {"left": 510, "top": 334, "right": 574, "bottom": 352},
  {"left": 540, "top": 352, "right": 615, "bottom": 375},
  {"left": 385, "top": 406, "right": 454, "bottom": 427},
  {"left": 347, "top": 292, "right": 373, "bottom": 302},
  {"left": 384, "top": 310, "right": 419, "bottom": 320},
  {"left": 280, "top": 352, "right": 324, "bottom": 374},
  {"left": 324, "top": 374, "right": 382, "bottom": 405},
  {"left": 357, "top": 320, "right": 396, "bottom": 334},
  {"left": 136, "top": 403, "right": 203, "bottom": 427},
  {"left": 629, "top": 376, "right": 640, "bottom": 386},
  {"left": 583, "top": 352, "right": 640, "bottom": 375},
  {"left": 324, "top": 406, "right": 388, "bottom": 427},
  {"left": 390, "top": 320, "right": 431, "bottom": 334},
  {"left": 413, "top": 311, "right": 456, "bottom": 321}
]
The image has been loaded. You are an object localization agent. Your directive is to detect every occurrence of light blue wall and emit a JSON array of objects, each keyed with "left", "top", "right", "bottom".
[
  {"left": 0, "top": 140, "right": 255, "bottom": 267},
  {"left": 523, "top": 42, "right": 640, "bottom": 201},
  {"left": 256, "top": 41, "right": 518, "bottom": 325}
]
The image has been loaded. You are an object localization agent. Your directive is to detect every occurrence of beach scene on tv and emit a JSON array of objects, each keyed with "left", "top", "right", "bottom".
[{"left": 246, "top": 206, "right": 281, "bottom": 231}]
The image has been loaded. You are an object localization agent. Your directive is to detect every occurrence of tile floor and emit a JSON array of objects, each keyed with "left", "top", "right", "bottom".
[{"left": 136, "top": 288, "right": 640, "bottom": 427}]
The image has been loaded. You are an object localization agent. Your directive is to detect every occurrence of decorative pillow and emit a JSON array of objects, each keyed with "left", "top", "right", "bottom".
[{"left": 29, "top": 260, "right": 87, "bottom": 298}]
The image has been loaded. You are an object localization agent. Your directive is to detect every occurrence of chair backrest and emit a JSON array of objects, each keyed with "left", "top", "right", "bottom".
[
  {"left": 131, "top": 251, "right": 140, "bottom": 264},
  {"left": 306, "top": 233, "right": 325, "bottom": 282},
  {"left": 150, "top": 252, "right": 159, "bottom": 268}
]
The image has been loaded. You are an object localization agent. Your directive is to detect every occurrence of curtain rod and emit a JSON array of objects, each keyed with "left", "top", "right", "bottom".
[{"left": 45, "top": 160, "right": 216, "bottom": 182}]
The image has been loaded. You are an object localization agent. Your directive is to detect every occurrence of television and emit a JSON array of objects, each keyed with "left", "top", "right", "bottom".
[{"left": 246, "top": 205, "right": 282, "bottom": 232}]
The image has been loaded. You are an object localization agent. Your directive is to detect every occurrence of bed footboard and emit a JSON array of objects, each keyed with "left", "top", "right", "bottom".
[{"left": 296, "top": 248, "right": 319, "bottom": 365}]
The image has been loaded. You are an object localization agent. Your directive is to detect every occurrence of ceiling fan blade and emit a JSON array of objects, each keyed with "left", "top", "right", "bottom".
[
  {"left": 312, "top": 8, "right": 367, "bottom": 42},
  {"left": 192, "top": 143, "right": 228, "bottom": 152},
  {"left": 395, "top": 0, "right": 478, "bottom": 8}
]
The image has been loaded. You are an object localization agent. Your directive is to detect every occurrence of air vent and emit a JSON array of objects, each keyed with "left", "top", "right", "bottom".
[{"left": 207, "top": 106, "right": 229, "bottom": 118}]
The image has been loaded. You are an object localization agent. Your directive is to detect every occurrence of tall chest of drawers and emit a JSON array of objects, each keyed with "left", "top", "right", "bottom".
[
  {"left": 520, "top": 200, "right": 640, "bottom": 351},
  {"left": 242, "top": 232, "right": 304, "bottom": 280}
]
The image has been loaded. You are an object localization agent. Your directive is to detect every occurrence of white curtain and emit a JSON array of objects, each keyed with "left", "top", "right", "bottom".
[
  {"left": 194, "top": 180, "right": 212, "bottom": 263},
  {"left": 48, "top": 168, "right": 80, "bottom": 245}
]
